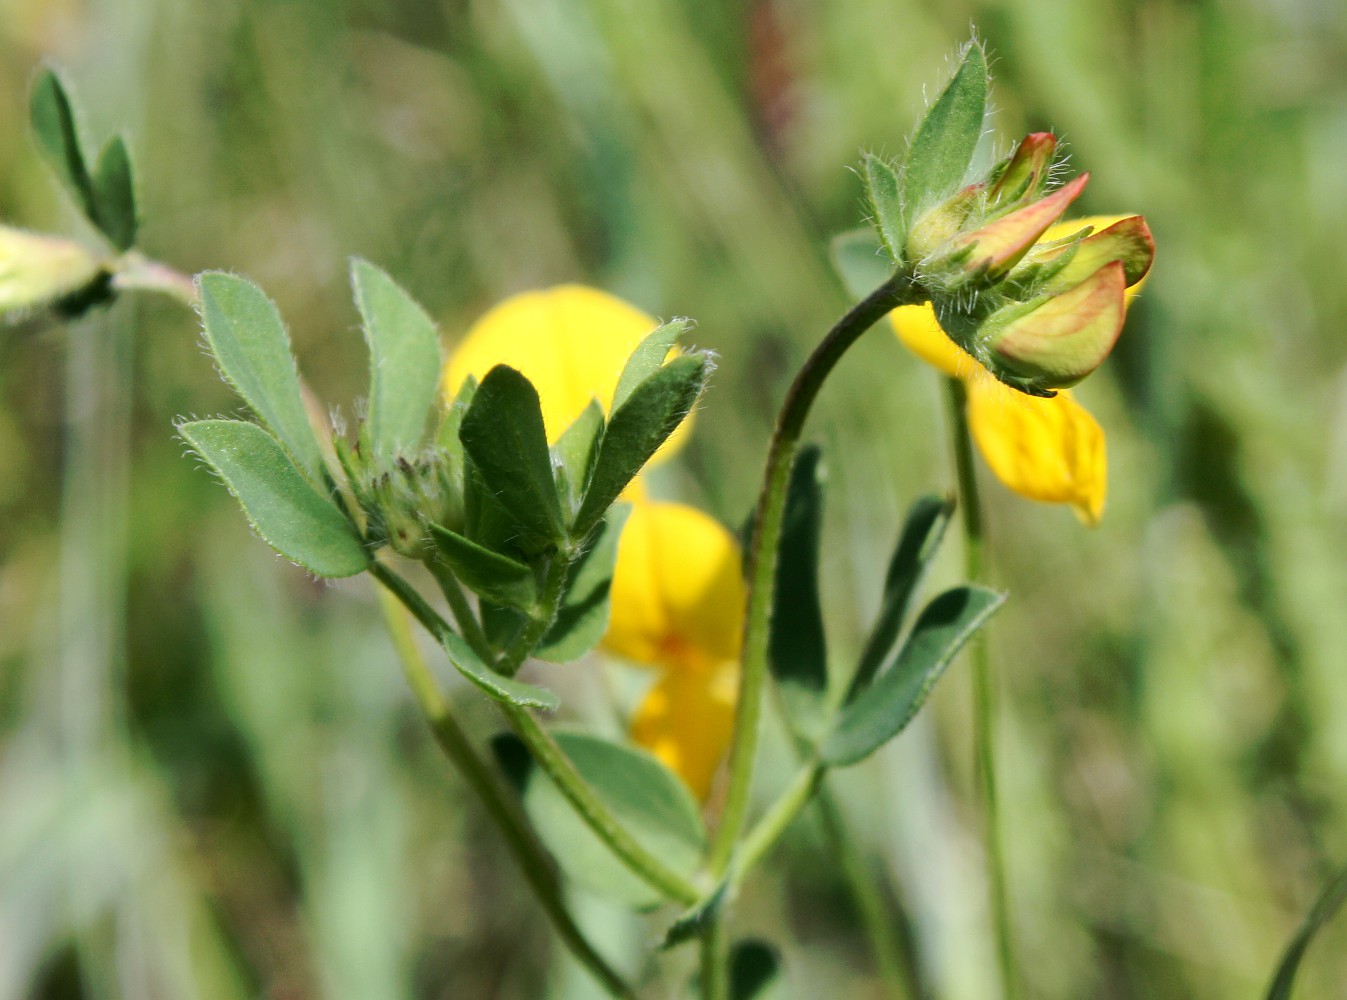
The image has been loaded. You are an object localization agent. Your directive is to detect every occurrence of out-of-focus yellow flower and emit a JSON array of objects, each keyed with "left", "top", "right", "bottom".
[
  {"left": 442, "top": 284, "right": 690, "bottom": 463},
  {"left": 603, "top": 500, "right": 744, "bottom": 799},
  {"left": 892, "top": 215, "right": 1141, "bottom": 525}
]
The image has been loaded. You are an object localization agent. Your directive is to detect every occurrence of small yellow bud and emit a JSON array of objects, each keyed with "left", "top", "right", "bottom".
[{"left": 0, "top": 225, "right": 105, "bottom": 321}]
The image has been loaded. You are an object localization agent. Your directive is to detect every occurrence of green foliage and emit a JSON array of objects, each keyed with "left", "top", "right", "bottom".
[
  {"left": 458, "top": 365, "right": 567, "bottom": 553},
  {"left": 197, "top": 272, "right": 325, "bottom": 480},
  {"left": 535, "top": 506, "right": 630, "bottom": 662},
  {"left": 863, "top": 153, "right": 905, "bottom": 263},
  {"left": 439, "top": 627, "right": 559, "bottom": 710},
  {"left": 822, "top": 585, "right": 1004, "bottom": 766},
  {"left": 730, "top": 940, "right": 782, "bottom": 1000},
  {"left": 612, "top": 318, "right": 693, "bottom": 409},
  {"left": 351, "top": 258, "right": 442, "bottom": 463},
  {"left": 902, "top": 41, "right": 988, "bottom": 218},
  {"left": 29, "top": 67, "right": 137, "bottom": 250},
  {"left": 1265, "top": 864, "right": 1347, "bottom": 1000},
  {"left": 829, "top": 228, "right": 892, "bottom": 300},
  {"left": 177, "top": 419, "right": 367, "bottom": 578},
  {"left": 500, "top": 731, "right": 705, "bottom": 908},
  {"left": 769, "top": 444, "right": 829, "bottom": 735},
  {"left": 553, "top": 399, "right": 605, "bottom": 514},
  {"left": 429, "top": 524, "right": 538, "bottom": 611}
]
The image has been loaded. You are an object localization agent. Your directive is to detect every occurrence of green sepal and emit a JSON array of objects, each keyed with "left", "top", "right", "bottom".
[
  {"left": 731, "top": 940, "right": 783, "bottom": 1000},
  {"left": 459, "top": 365, "right": 567, "bottom": 553},
  {"left": 769, "top": 445, "right": 829, "bottom": 737},
  {"left": 197, "top": 272, "right": 326, "bottom": 481},
  {"left": 439, "top": 628, "right": 558, "bottom": 710},
  {"left": 178, "top": 419, "right": 368, "bottom": 578},
  {"left": 91, "top": 136, "right": 137, "bottom": 251},
  {"left": 553, "top": 399, "right": 605, "bottom": 515},
  {"left": 494, "top": 730, "right": 705, "bottom": 909},
  {"left": 822, "top": 585, "right": 1004, "bottom": 766},
  {"left": 612, "top": 318, "right": 693, "bottom": 410},
  {"left": 829, "top": 228, "right": 892, "bottom": 301},
  {"left": 903, "top": 41, "right": 987, "bottom": 216},
  {"left": 849, "top": 494, "right": 955, "bottom": 698},
  {"left": 572, "top": 353, "right": 710, "bottom": 538},
  {"left": 428, "top": 523, "right": 538, "bottom": 611},
  {"left": 535, "top": 505, "right": 631, "bottom": 663},
  {"left": 863, "top": 153, "right": 905, "bottom": 263},
  {"left": 351, "top": 258, "right": 442, "bottom": 463}
]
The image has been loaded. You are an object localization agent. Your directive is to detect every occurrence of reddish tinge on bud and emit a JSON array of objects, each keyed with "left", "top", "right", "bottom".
[
  {"left": 987, "top": 132, "right": 1058, "bottom": 207},
  {"left": 948, "top": 173, "right": 1089, "bottom": 279}
]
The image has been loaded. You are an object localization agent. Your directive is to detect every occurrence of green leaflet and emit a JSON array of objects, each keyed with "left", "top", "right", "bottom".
[
  {"left": 863, "top": 153, "right": 905, "bottom": 263},
  {"left": 611, "top": 318, "right": 693, "bottom": 410},
  {"left": 429, "top": 523, "right": 538, "bottom": 611},
  {"left": 903, "top": 42, "right": 988, "bottom": 217},
  {"left": 438, "top": 628, "right": 559, "bottom": 711},
  {"left": 179, "top": 419, "right": 367, "bottom": 578},
  {"left": 535, "top": 506, "right": 630, "bottom": 663}
]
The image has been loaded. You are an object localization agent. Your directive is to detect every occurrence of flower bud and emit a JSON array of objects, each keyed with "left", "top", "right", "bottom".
[
  {"left": 945, "top": 173, "right": 1089, "bottom": 280},
  {"left": 0, "top": 225, "right": 106, "bottom": 321},
  {"left": 986, "top": 132, "right": 1058, "bottom": 207},
  {"left": 981, "top": 261, "right": 1127, "bottom": 390}
]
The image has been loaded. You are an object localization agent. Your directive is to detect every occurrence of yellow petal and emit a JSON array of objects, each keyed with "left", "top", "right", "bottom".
[
  {"left": 602, "top": 501, "right": 745, "bottom": 672},
  {"left": 629, "top": 664, "right": 737, "bottom": 800},
  {"left": 442, "top": 285, "right": 691, "bottom": 463},
  {"left": 889, "top": 302, "right": 978, "bottom": 378},
  {"left": 965, "top": 376, "right": 1107, "bottom": 524}
]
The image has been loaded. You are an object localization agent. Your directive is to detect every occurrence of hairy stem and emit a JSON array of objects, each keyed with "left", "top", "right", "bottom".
[
  {"left": 944, "top": 376, "right": 1017, "bottom": 1000},
  {"left": 708, "top": 271, "right": 920, "bottom": 876}
]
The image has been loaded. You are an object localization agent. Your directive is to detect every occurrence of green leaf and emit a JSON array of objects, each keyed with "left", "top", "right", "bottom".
[
  {"left": 461, "top": 454, "right": 525, "bottom": 557},
  {"left": 770, "top": 445, "right": 828, "bottom": 736},
  {"left": 536, "top": 506, "right": 631, "bottom": 662},
  {"left": 553, "top": 400, "right": 605, "bottom": 513},
  {"left": 29, "top": 67, "right": 96, "bottom": 222},
  {"left": 822, "top": 585, "right": 1004, "bottom": 766},
  {"left": 903, "top": 41, "right": 988, "bottom": 215},
  {"left": 573, "top": 353, "right": 709, "bottom": 538},
  {"left": 731, "top": 940, "right": 783, "bottom": 1000},
  {"left": 503, "top": 730, "right": 704, "bottom": 908},
  {"left": 351, "top": 259, "right": 442, "bottom": 462},
  {"left": 849, "top": 494, "right": 955, "bottom": 698},
  {"left": 612, "top": 318, "right": 693, "bottom": 410},
  {"left": 91, "top": 136, "right": 137, "bottom": 250},
  {"left": 428, "top": 523, "right": 538, "bottom": 611},
  {"left": 660, "top": 882, "right": 728, "bottom": 949},
  {"left": 197, "top": 272, "right": 325, "bottom": 481},
  {"left": 438, "top": 627, "right": 558, "bottom": 710},
  {"left": 830, "top": 228, "right": 892, "bottom": 301},
  {"left": 1265, "top": 863, "right": 1347, "bottom": 1000},
  {"left": 863, "top": 154, "right": 905, "bottom": 262},
  {"left": 438, "top": 373, "right": 476, "bottom": 450},
  {"left": 459, "top": 365, "right": 566, "bottom": 552},
  {"left": 179, "top": 419, "right": 367, "bottom": 578}
]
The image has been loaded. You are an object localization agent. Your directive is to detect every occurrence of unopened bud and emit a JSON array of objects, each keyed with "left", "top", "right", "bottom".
[
  {"left": 0, "top": 225, "right": 106, "bottom": 321},
  {"left": 986, "top": 132, "right": 1058, "bottom": 207}
]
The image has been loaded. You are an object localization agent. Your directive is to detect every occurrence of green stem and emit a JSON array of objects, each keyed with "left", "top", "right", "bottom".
[
  {"left": 110, "top": 252, "right": 199, "bottom": 306},
  {"left": 426, "top": 559, "right": 493, "bottom": 661},
  {"left": 498, "top": 553, "right": 569, "bottom": 675},
  {"left": 371, "top": 559, "right": 699, "bottom": 906},
  {"left": 376, "top": 590, "right": 636, "bottom": 1000},
  {"left": 735, "top": 763, "right": 824, "bottom": 883},
  {"left": 699, "top": 914, "right": 729, "bottom": 1000},
  {"left": 709, "top": 271, "right": 920, "bottom": 876},
  {"left": 943, "top": 377, "right": 1017, "bottom": 1000},
  {"left": 503, "top": 702, "right": 701, "bottom": 906}
]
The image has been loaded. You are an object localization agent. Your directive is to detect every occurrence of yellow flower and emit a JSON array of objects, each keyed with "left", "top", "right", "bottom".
[
  {"left": 442, "top": 284, "right": 690, "bottom": 463},
  {"left": 602, "top": 500, "right": 744, "bottom": 799},
  {"left": 892, "top": 215, "right": 1142, "bottom": 525}
]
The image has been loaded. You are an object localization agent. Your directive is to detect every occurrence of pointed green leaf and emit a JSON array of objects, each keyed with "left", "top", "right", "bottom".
[
  {"left": 770, "top": 445, "right": 828, "bottom": 735},
  {"left": 501, "top": 730, "right": 704, "bottom": 908},
  {"left": 863, "top": 153, "right": 905, "bottom": 262},
  {"left": 731, "top": 940, "right": 783, "bottom": 1000},
  {"left": 830, "top": 228, "right": 892, "bottom": 301},
  {"left": 573, "top": 353, "right": 709, "bottom": 538},
  {"left": 459, "top": 365, "right": 566, "bottom": 552},
  {"left": 553, "top": 399, "right": 605, "bottom": 513},
  {"left": 439, "top": 628, "right": 558, "bottom": 710},
  {"left": 351, "top": 259, "right": 442, "bottom": 462},
  {"left": 197, "top": 272, "right": 325, "bottom": 480},
  {"left": 91, "top": 136, "right": 137, "bottom": 250},
  {"left": 179, "top": 419, "right": 367, "bottom": 578},
  {"left": 660, "top": 883, "right": 729, "bottom": 949},
  {"left": 438, "top": 373, "right": 476, "bottom": 450},
  {"left": 903, "top": 42, "right": 987, "bottom": 214},
  {"left": 29, "top": 67, "right": 97, "bottom": 222},
  {"left": 535, "top": 506, "right": 630, "bottom": 663},
  {"left": 1265, "top": 863, "right": 1347, "bottom": 1000},
  {"left": 823, "top": 585, "right": 1004, "bottom": 766},
  {"left": 849, "top": 494, "right": 955, "bottom": 698},
  {"left": 429, "top": 523, "right": 538, "bottom": 611},
  {"left": 612, "top": 318, "right": 692, "bottom": 410}
]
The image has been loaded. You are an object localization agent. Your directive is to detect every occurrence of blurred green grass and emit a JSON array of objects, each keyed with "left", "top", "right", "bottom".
[{"left": 3, "top": 0, "right": 1347, "bottom": 997}]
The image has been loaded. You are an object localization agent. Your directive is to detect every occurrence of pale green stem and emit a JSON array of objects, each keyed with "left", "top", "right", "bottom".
[
  {"left": 426, "top": 559, "right": 493, "bottom": 660},
  {"left": 376, "top": 590, "right": 636, "bottom": 1000},
  {"left": 110, "top": 252, "right": 199, "bottom": 306},
  {"left": 371, "top": 559, "right": 699, "bottom": 907},
  {"left": 734, "top": 763, "right": 824, "bottom": 882},
  {"left": 708, "top": 271, "right": 920, "bottom": 877},
  {"left": 498, "top": 553, "right": 570, "bottom": 675},
  {"left": 943, "top": 376, "right": 1018, "bottom": 1000},
  {"left": 699, "top": 916, "right": 728, "bottom": 1000}
]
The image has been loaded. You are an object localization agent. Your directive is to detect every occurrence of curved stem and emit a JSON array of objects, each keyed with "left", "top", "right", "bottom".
[
  {"left": 376, "top": 590, "right": 636, "bottom": 1000},
  {"left": 110, "top": 252, "right": 198, "bottom": 306},
  {"left": 708, "top": 271, "right": 920, "bottom": 876},
  {"left": 943, "top": 377, "right": 1017, "bottom": 1000},
  {"left": 734, "top": 763, "right": 823, "bottom": 883}
]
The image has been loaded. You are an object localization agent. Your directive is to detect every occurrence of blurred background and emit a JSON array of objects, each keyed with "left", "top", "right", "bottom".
[{"left": 3, "top": 0, "right": 1347, "bottom": 997}]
